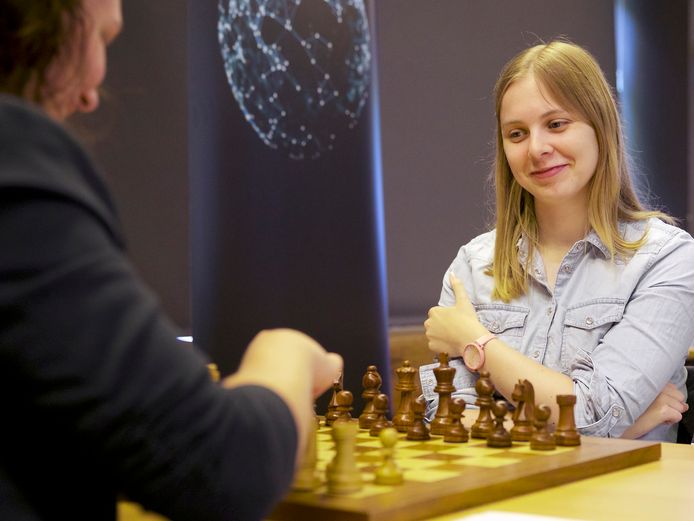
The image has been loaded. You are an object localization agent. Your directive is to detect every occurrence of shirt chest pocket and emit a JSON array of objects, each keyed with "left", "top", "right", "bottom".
[
  {"left": 561, "top": 299, "right": 626, "bottom": 369},
  {"left": 476, "top": 306, "right": 529, "bottom": 350}
]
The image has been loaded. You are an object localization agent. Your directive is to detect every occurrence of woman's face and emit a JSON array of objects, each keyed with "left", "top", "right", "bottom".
[
  {"left": 42, "top": 0, "right": 122, "bottom": 121},
  {"left": 499, "top": 73, "right": 599, "bottom": 211}
]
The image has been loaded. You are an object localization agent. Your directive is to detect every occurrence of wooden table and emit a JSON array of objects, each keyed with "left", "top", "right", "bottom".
[{"left": 428, "top": 442, "right": 694, "bottom": 521}]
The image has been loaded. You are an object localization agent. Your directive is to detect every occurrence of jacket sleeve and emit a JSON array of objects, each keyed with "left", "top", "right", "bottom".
[{"left": 0, "top": 172, "right": 296, "bottom": 519}]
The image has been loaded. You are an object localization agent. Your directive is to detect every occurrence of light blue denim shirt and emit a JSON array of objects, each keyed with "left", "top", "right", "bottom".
[{"left": 425, "top": 218, "right": 694, "bottom": 442}]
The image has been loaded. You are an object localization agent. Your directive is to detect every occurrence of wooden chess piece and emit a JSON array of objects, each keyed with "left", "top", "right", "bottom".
[
  {"left": 325, "top": 376, "right": 343, "bottom": 426},
  {"left": 374, "top": 427, "right": 404, "bottom": 485},
  {"left": 392, "top": 360, "right": 417, "bottom": 433},
  {"left": 430, "top": 353, "right": 456, "bottom": 435},
  {"left": 444, "top": 397, "right": 469, "bottom": 443},
  {"left": 555, "top": 394, "right": 581, "bottom": 446},
  {"left": 530, "top": 404, "right": 556, "bottom": 450},
  {"left": 471, "top": 370, "right": 495, "bottom": 439},
  {"left": 207, "top": 363, "right": 220, "bottom": 382},
  {"left": 326, "top": 420, "right": 362, "bottom": 495},
  {"left": 487, "top": 400, "right": 512, "bottom": 448},
  {"left": 292, "top": 415, "right": 320, "bottom": 491},
  {"left": 359, "top": 365, "right": 382, "bottom": 429},
  {"left": 334, "top": 390, "right": 354, "bottom": 424},
  {"left": 406, "top": 395, "right": 431, "bottom": 441},
  {"left": 510, "top": 379, "right": 536, "bottom": 441},
  {"left": 369, "top": 393, "right": 393, "bottom": 436}
]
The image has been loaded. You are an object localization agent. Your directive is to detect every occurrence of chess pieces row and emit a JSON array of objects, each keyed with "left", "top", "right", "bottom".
[
  {"left": 327, "top": 361, "right": 420, "bottom": 434},
  {"left": 471, "top": 373, "right": 580, "bottom": 450},
  {"left": 325, "top": 361, "right": 580, "bottom": 450}
]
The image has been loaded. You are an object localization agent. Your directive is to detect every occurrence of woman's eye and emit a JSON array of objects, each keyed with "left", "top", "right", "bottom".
[
  {"left": 508, "top": 129, "right": 524, "bottom": 140},
  {"left": 549, "top": 120, "right": 569, "bottom": 130}
]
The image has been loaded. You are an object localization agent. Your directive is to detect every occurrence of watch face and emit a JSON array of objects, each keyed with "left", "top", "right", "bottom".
[{"left": 463, "top": 343, "right": 481, "bottom": 371}]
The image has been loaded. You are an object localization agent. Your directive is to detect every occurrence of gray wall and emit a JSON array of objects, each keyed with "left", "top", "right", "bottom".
[
  {"left": 75, "top": 0, "right": 189, "bottom": 327},
  {"left": 376, "top": 0, "right": 616, "bottom": 324},
  {"left": 80, "top": 0, "right": 691, "bottom": 333}
]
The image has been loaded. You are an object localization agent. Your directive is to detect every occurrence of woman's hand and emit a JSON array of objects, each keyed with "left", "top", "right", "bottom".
[
  {"left": 424, "top": 273, "right": 489, "bottom": 356},
  {"left": 621, "top": 382, "right": 688, "bottom": 439}
]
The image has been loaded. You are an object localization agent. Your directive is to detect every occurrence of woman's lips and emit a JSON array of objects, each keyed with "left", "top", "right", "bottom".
[{"left": 531, "top": 164, "right": 567, "bottom": 179}]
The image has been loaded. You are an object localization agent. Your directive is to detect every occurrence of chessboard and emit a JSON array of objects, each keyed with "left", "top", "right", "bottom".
[{"left": 270, "top": 421, "right": 660, "bottom": 521}]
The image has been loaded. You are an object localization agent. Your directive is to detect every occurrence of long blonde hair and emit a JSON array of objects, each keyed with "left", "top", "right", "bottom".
[{"left": 491, "top": 40, "right": 670, "bottom": 302}]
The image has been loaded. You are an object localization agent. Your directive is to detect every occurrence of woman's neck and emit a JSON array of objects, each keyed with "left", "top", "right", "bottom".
[{"left": 535, "top": 200, "right": 590, "bottom": 254}]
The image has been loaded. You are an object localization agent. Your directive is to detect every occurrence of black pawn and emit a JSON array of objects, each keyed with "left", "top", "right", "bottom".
[
  {"left": 369, "top": 393, "right": 392, "bottom": 436},
  {"left": 334, "top": 390, "right": 354, "bottom": 424},
  {"left": 487, "top": 400, "right": 512, "bottom": 448},
  {"left": 530, "top": 404, "right": 556, "bottom": 450},
  {"left": 444, "top": 397, "right": 469, "bottom": 443},
  {"left": 406, "top": 395, "right": 431, "bottom": 441}
]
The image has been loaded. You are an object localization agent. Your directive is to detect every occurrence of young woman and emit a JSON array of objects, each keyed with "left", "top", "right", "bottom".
[
  {"left": 424, "top": 40, "right": 693, "bottom": 442},
  {"left": 0, "top": 1, "right": 342, "bottom": 519}
]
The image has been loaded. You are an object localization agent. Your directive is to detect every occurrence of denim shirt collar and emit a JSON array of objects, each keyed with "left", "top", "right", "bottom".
[{"left": 516, "top": 227, "right": 615, "bottom": 270}]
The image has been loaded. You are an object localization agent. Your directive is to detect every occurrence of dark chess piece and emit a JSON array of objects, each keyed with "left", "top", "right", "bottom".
[
  {"left": 359, "top": 365, "right": 382, "bottom": 429},
  {"left": 334, "top": 390, "right": 354, "bottom": 424},
  {"left": 325, "top": 376, "right": 343, "bottom": 426},
  {"left": 430, "top": 353, "right": 456, "bottom": 436},
  {"left": 444, "top": 397, "right": 469, "bottom": 443},
  {"left": 530, "top": 404, "right": 556, "bottom": 450},
  {"left": 406, "top": 395, "right": 431, "bottom": 441},
  {"left": 555, "top": 394, "right": 581, "bottom": 446},
  {"left": 369, "top": 393, "right": 393, "bottom": 436},
  {"left": 510, "top": 379, "right": 536, "bottom": 441},
  {"left": 392, "top": 360, "right": 417, "bottom": 433},
  {"left": 487, "top": 400, "right": 512, "bottom": 448},
  {"left": 471, "top": 370, "right": 495, "bottom": 439}
]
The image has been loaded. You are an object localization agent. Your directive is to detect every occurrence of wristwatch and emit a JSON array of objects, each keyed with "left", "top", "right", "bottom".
[{"left": 462, "top": 333, "right": 497, "bottom": 372}]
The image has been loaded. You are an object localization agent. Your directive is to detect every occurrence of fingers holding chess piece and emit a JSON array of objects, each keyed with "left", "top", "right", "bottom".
[{"left": 374, "top": 427, "right": 404, "bottom": 485}]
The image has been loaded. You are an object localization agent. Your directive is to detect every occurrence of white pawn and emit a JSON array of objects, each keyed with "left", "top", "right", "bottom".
[
  {"left": 374, "top": 427, "right": 404, "bottom": 485},
  {"left": 327, "top": 421, "right": 362, "bottom": 495}
]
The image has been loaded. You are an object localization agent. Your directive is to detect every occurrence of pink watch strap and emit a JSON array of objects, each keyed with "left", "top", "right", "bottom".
[{"left": 463, "top": 333, "right": 497, "bottom": 372}]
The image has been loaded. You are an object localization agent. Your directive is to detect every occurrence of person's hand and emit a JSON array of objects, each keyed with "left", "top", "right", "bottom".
[
  {"left": 222, "top": 328, "right": 342, "bottom": 399},
  {"left": 621, "top": 382, "right": 688, "bottom": 439},
  {"left": 424, "top": 272, "right": 489, "bottom": 356},
  {"left": 222, "top": 329, "right": 343, "bottom": 458}
]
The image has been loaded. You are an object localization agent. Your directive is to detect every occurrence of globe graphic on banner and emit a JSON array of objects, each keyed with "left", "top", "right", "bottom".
[{"left": 217, "top": 0, "right": 371, "bottom": 160}]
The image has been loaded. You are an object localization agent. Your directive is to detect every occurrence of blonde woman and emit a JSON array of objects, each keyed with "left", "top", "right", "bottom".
[{"left": 424, "top": 40, "right": 693, "bottom": 442}]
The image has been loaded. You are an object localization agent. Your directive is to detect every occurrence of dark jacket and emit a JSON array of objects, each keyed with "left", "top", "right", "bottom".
[{"left": 0, "top": 97, "right": 296, "bottom": 520}]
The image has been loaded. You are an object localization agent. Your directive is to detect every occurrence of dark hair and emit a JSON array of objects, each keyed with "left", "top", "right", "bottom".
[{"left": 0, "top": 0, "right": 83, "bottom": 103}]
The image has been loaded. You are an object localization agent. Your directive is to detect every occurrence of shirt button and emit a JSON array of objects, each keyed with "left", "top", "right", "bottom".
[
  {"left": 562, "top": 265, "right": 572, "bottom": 273},
  {"left": 491, "top": 321, "right": 499, "bottom": 331},
  {"left": 585, "top": 316, "right": 594, "bottom": 326},
  {"left": 612, "top": 409, "right": 621, "bottom": 418},
  {"left": 546, "top": 307, "right": 553, "bottom": 316},
  {"left": 533, "top": 351, "right": 540, "bottom": 359}
]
